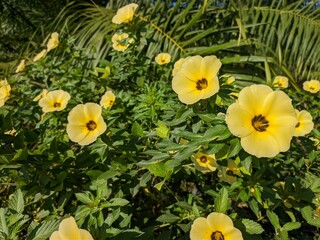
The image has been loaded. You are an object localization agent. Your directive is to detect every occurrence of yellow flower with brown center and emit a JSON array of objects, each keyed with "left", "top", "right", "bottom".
[
  {"left": 33, "top": 49, "right": 47, "bottom": 62},
  {"left": 155, "top": 53, "right": 171, "bottom": 65},
  {"left": 66, "top": 103, "right": 107, "bottom": 146},
  {"left": 190, "top": 212, "right": 243, "bottom": 240},
  {"left": 172, "top": 55, "right": 222, "bottom": 104},
  {"left": 303, "top": 80, "right": 320, "bottom": 93},
  {"left": 191, "top": 152, "right": 218, "bottom": 173},
  {"left": 15, "top": 59, "right": 26, "bottom": 73},
  {"left": 294, "top": 109, "right": 314, "bottom": 136},
  {"left": 33, "top": 89, "right": 48, "bottom": 102},
  {"left": 172, "top": 57, "right": 190, "bottom": 76},
  {"left": 47, "top": 32, "right": 60, "bottom": 52},
  {"left": 38, "top": 90, "right": 70, "bottom": 113},
  {"left": 225, "top": 84, "right": 297, "bottom": 158},
  {"left": 273, "top": 76, "right": 289, "bottom": 88},
  {"left": 218, "top": 159, "right": 241, "bottom": 185},
  {"left": 112, "top": 3, "right": 138, "bottom": 24},
  {"left": 111, "top": 33, "right": 133, "bottom": 52},
  {"left": 49, "top": 216, "right": 93, "bottom": 240},
  {"left": 0, "top": 79, "right": 11, "bottom": 107},
  {"left": 100, "top": 90, "right": 116, "bottom": 109}
]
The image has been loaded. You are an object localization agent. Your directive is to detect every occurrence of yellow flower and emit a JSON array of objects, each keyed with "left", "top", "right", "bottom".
[
  {"left": 111, "top": 33, "right": 133, "bottom": 52},
  {"left": 112, "top": 3, "right": 138, "bottom": 24},
  {"left": 273, "top": 76, "right": 289, "bottom": 88},
  {"left": 49, "top": 216, "right": 93, "bottom": 240},
  {"left": 38, "top": 90, "right": 71, "bottom": 113},
  {"left": 172, "top": 57, "right": 190, "bottom": 76},
  {"left": 218, "top": 159, "right": 241, "bottom": 185},
  {"left": 33, "top": 49, "right": 47, "bottom": 62},
  {"left": 225, "top": 84, "right": 297, "bottom": 158},
  {"left": 0, "top": 79, "right": 11, "bottom": 107},
  {"left": 226, "top": 76, "right": 235, "bottom": 84},
  {"left": 172, "top": 55, "right": 222, "bottom": 104},
  {"left": 303, "top": 80, "right": 320, "bottom": 93},
  {"left": 155, "top": 53, "right": 171, "bottom": 65},
  {"left": 47, "top": 32, "right": 60, "bottom": 52},
  {"left": 66, "top": 103, "right": 107, "bottom": 146},
  {"left": 33, "top": 89, "right": 48, "bottom": 101},
  {"left": 15, "top": 59, "right": 26, "bottom": 73},
  {"left": 100, "top": 90, "right": 116, "bottom": 109},
  {"left": 190, "top": 212, "right": 243, "bottom": 240},
  {"left": 191, "top": 152, "right": 218, "bottom": 173},
  {"left": 294, "top": 109, "right": 314, "bottom": 136}
]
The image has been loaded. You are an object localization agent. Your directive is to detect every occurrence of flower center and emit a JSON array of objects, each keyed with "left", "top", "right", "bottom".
[
  {"left": 200, "top": 156, "right": 208, "bottom": 163},
  {"left": 86, "top": 120, "right": 97, "bottom": 131},
  {"left": 251, "top": 114, "right": 269, "bottom": 132},
  {"left": 310, "top": 86, "right": 315, "bottom": 90},
  {"left": 211, "top": 231, "right": 224, "bottom": 240},
  {"left": 53, "top": 102, "right": 61, "bottom": 108},
  {"left": 295, "top": 122, "right": 300, "bottom": 128},
  {"left": 196, "top": 78, "right": 208, "bottom": 90}
]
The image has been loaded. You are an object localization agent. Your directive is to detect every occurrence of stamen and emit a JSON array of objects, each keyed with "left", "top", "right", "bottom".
[
  {"left": 53, "top": 102, "right": 61, "bottom": 108},
  {"left": 200, "top": 156, "right": 207, "bottom": 163},
  {"left": 196, "top": 78, "right": 208, "bottom": 90},
  {"left": 86, "top": 120, "right": 97, "bottom": 131},
  {"left": 295, "top": 122, "right": 300, "bottom": 128},
  {"left": 211, "top": 231, "right": 224, "bottom": 240},
  {"left": 252, "top": 114, "right": 269, "bottom": 132}
]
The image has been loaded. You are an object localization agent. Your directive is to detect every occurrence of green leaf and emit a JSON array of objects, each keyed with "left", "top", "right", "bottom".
[
  {"left": 106, "top": 198, "right": 129, "bottom": 207},
  {"left": 266, "top": 210, "right": 281, "bottom": 229},
  {"left": 227, "top": 138, "right": 242, "bottom": 158},
  {"left": 8, "top": 189, "right": 24, "bottom": 214},
  {"left": 131, "top": 121, "right": 144, "bottom": 137},
  {"left": 156, "top": 120, "right": 170, "bottom": 138},
  {"left": 27, "top": 220, "right": 59, "bottom": 240},
  {"left": 75, "top": 193, "right": 94, "bottom": 205},
  {"left": 242, "top": 219, "right": 264, "bottom": 235},
  {"left": 145, "top": 162, "right": 168, "bottom": 177},
  {"left": 214, "top": 187, "right": 229, "bottom": 214},
  {"left": 282, "top": 222, "right": 301, "bottom": 232},
  {"left": 156, "top": 213, "right": 180, "bottom": 223}
]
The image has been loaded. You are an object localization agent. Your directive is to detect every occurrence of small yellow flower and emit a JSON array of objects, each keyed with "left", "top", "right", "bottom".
[
  {"left": 66, "top": 103, "right": 107, "bottom": 146},
  {"left": 218, "top": 159, "right": 241, "bottom": 185},
  {"left": 303, "top": 80, "right": 320, "bottom": 93},
  {"left": 294, "top": 109, "right": 314, "bottom": 136},
  {"left": 49, "top": 216, "right": 93, "bottom": 240},
  {"left": 100, "top": 90, "right": 116, "bottom": 109},
  {"left": 111, "top": 33, "right": 133, "bottom": 52},
  {"left": 172, "top": 55, "right": 222, "bottom": 104},
  {"left": 190, "top": 212, "right": 243, "bottom": 240},
  {"left": 0, "top": 79, "right": 11, "bottom": 107},
  {"left": 226, "top": 76, "right": 235, "bottom": 84},
  {"left": 47, "top": 32, "right": 60, "bottom": 52},
  {"left": 155, "top": 53, "right": 171, "bottom": 65},
  {"left": 33, "top": 89, "right": 48, "bottom": 102},
  {"left": 33, "top": 49, "right": 47, "bottom": 62},
  {"left": 38, "top": 90, "right": 70, "bottom": 113},
  {"left": 15, "top": 60, "right": 26, "bottom": 73},
  {"left": 225, "top": 84, "right": 297, "bottom": 158},
  {"left": 191, "top": 152, "right": 218, "bottom": 173},
  {"left": 172, "top": 57, "right": 190, "bottom": 76},
  {"left": 112, "top": 3, "right": 138, "bottom": 24},
  {"left": 273, "top": 76, "right": 289, "bottom": 88}
]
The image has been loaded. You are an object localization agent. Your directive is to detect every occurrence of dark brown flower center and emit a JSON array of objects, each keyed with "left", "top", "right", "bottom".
[
  {"left": 252, "top": 114, "right": 269, "bottom": 132},
  {"left": 200, "top": 156, "right": 207, "bottom": 163},
  {"left": 53, "top": 102, "right": 61, "bottom": 108},
  {"left": 295, "top": 122, "right": 300, "bottom": 128},
  {"left": 211, "top": 231, "right": 224, "bottom": 240},
  {"left": 310, "top": 86, "right": 315, "bottom": 90},
  {"left": 86, "top": 120, "right": 97, "bottom": 131},
  {"left": 196, "top": 78, "right": 208, "bottom": 90}
]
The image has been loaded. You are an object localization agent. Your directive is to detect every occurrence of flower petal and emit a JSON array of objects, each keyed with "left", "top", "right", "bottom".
[
  {"left": 58, "top": 217, "right": 80, "bottom": 239},
  {"left": 201, "top": 55, "right": 222, "bottom": 81},
  {"left": 79, "top": 229, "right": 94, "bottom": 240},
  {"left": 206, "top": 212, "right": 235, "bottom": 233},
  {"left": 190, "top": 217, "right": 213, "bottom": 240}
]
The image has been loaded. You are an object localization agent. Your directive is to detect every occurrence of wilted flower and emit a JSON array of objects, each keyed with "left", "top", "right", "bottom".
[
  {"left": 33, "top": 89, "right": 48, "bottom": 102},
  {"left": 155, "top": 53, "right": 171, "bottom": 65},
  {"left": 303, "top": 80, "right": 320, "bottom": 93},
  {"left": 0, "top": 79, "right": 11, "bottom": 107},
  {"left": 218, "top": 159, "right": 241, "bottom": 184},
  {"left": 226, "top": 76, "right": 235, "bottom": 84},
  {"left": 47, "top": 32, "right": 60, "bottom": 52},
  {"left": 112, "top": 3, "right": 138, "bottom": 24},
  {"left": 33, "top": 49, "right": 47, "bottom": 62},
  {"left": 172, "top": 57, "right": 190, "bottom": 76},
  {"left": 15, "top": 60, "right": 25, "bottom": 73},
  {"left": 190, "top": 212, "right": 243, "bottom": 240},
  {"left": 172, "top": 55, "right": 222, "bottom": 104},
  {"left": 49, "top": 216, "right": 93, "bottom": 240},
  {"left": 294, "top": 109, "right": 314, "bottom": 136},
  {"left": 191, "top": 152, "right": 218, "bottom": 173},
  {"left": 225, "top": 84, "right": 297, "bottom": 158},
  {"left": 111, "top": 33, "right": 133, "bottom": 52},
  {"left": 273, "top": 76, "right": 289, "bottom": 88},
  {"left": 100, "top": 90, "right": 116, "bottom": 109},
  {"left": 66, "top": 103, "right": 107, "bottom": 146},
  {"left": 38, "top": 90, "right": 70, "bottom": 113}
]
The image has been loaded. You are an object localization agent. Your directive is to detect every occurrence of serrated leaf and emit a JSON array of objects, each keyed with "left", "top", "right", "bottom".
[
  {"left": 75, "top": 193, "right": 94, "bottom": 205},
  {"left": 156, "top": 120, "right": 170, "bottom": 138},
  {"left": 227, "top": 138, "right": 242, "bottom": 158},
  {"left": 266, "top": 210, "right": 280, "bottom": 229},
  {"left": 242, "top": 218, "right": 264, "bottom": 234},
  {"left": 8, "top": 189, "right": 24, "bottom": 214},
  {"left": 214, "top": 187, "right": 229, "bottom": 213},
  {"left": 106, "top": 198, "right": 129, "bottom": 207},
  {"left": 131, "top": 122, "right": 144, "bottom": 137},
  {"left": 282, "top": 222, "right": 301, "bottom": 231},
  {"left": 27, "top": 220, "right": 59, "bottom": 240},
  {"left": 156, "top": 213, "right": 180, "bottom": 223}
]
